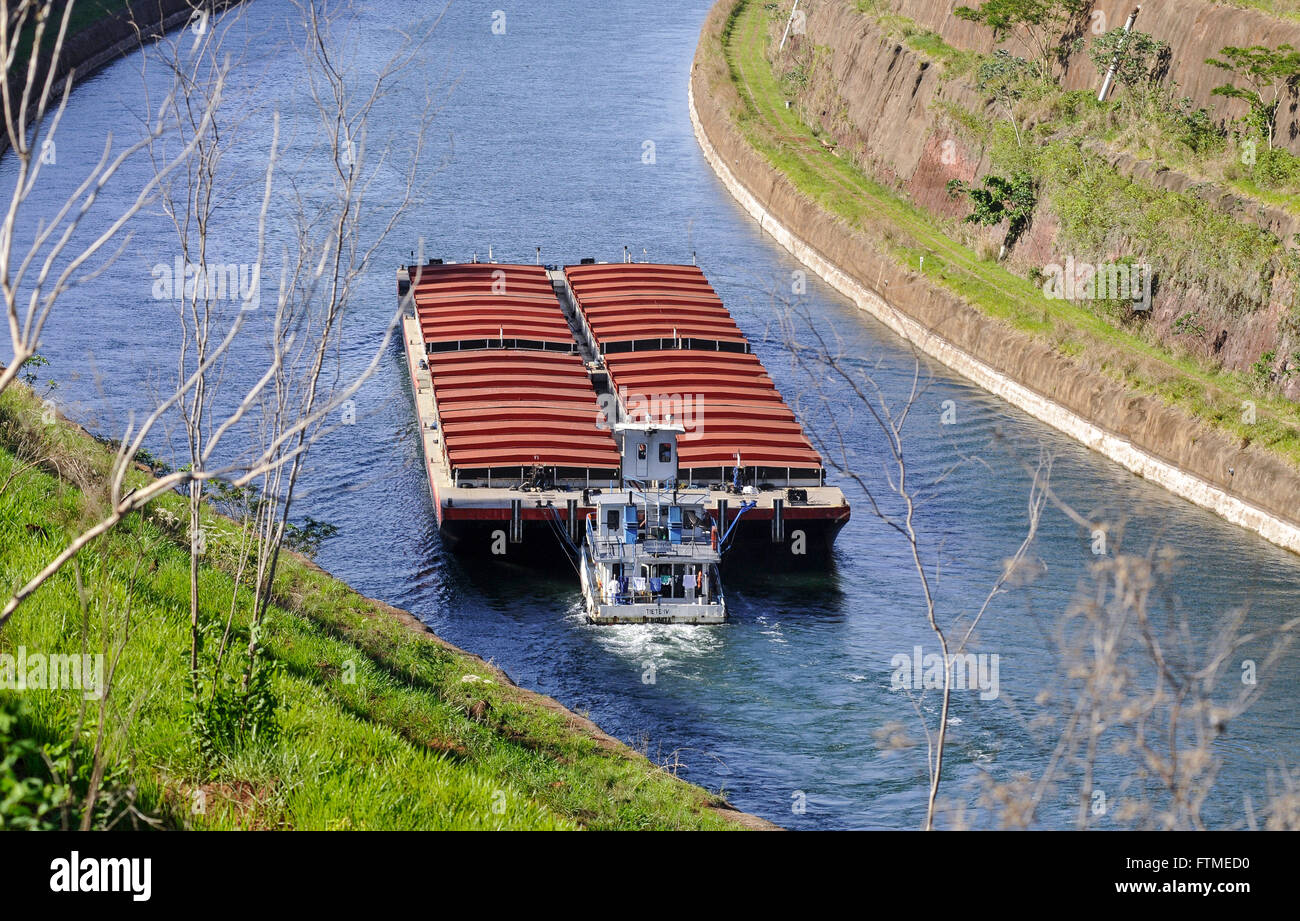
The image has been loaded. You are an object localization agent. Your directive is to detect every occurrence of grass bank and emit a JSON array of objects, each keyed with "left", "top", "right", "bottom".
[
  {"left": 0, "top": 382, "right": 761, "bottom": 830},
  {"left": 720, "top": 0, "right": 1300, "bottom": 469},
  {"left": 1217, "top": 0, "right": 1300, "bottom": 21},
  {"left": 12, "top": 1, "right": 133, "bottom": 70}
]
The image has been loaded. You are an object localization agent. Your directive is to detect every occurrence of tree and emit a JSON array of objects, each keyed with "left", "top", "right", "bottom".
[
  {"left": 0, "top": 0, "right": 217, "bottom": 399},
  {"left": 775, "top": 285, "right": 1299, "bottom": 830},
  {"left": 975, "top": 49, "right": 1037, "bottom": 147},
  {"left": 0, "top": 0, "right": 443, "bottom": 645},
  {"left": 979, "top": 533, "right": 1298, "bottom": 830},
  {"left": 1089, "top": 27, "right": 1169, "bottom": 96},
  {"left": 1207, "top": 43, "right": 1300, "bottom": 149},
  {"left": 777, "top": 293, "right": 1048, "bottom": 830},
  {"left": 946, "top": 171, "right": 1037, "bottom": 249},
  {"left": 136, "top": 0, "right": 443, "bottom": 751},
  {"left": 955, "top": 0, "right": 1091, "bottom": 81}
]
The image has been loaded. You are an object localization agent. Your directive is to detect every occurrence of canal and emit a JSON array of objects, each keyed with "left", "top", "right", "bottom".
[{"left": 9, "top": 0, "right": 1298, "bottom": 828}]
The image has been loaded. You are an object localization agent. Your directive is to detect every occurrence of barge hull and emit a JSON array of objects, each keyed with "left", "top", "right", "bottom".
[{"left": 434, "top": 511, "right": 849, "bottom": 564}]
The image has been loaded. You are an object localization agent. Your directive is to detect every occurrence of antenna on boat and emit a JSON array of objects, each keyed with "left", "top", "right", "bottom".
[
  {"left": 489, "top": 245, "right": 494, "bottom": 263},
  {"left": 623, "top": 245, "right": 629, "bottom": 264},
  {"left": 536, "top": 246, "right": 541, "bottom": 265},
  {"left": 692, "top": 250, "right": 697, "bottom": 266}
]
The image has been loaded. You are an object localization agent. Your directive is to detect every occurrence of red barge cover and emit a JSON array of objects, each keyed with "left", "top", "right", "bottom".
[
  {"left": 564, "top": 263, "right": 822, "bottom": 475},
  {"left": 409, "top": 263, "right": 619, "bottom": 474}
]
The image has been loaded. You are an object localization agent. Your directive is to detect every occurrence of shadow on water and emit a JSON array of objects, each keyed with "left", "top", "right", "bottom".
[{"left": 725, "top": 561, "right": 846, "bottom": 624}]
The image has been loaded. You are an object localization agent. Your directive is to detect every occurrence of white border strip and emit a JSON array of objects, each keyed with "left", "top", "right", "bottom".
[{"left": 689, "top": 81, "right": 1300, "bottom": 555}]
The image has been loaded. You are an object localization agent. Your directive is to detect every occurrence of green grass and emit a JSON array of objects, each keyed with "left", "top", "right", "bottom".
[
  {"left": 721, "top": 0, "right": 1300, "bottom": 467},
  {"left": 852, "top": 0, "right": 976, "bottom": 74},
  {"left": 1213, "top": 0, "right": 1300, "bottom": 21},
  {"left": 12, "top": 1, "right": 132, "bottom": 70},
  {"left": 0, "top": 385, "right": 751, "bottom": 830}
]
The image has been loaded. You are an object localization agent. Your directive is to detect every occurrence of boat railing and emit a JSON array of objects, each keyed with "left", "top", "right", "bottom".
[
  {"left": 585, "top": 518, "right": 717, "bottom": 560},
  {"left": 614, "top": 488, "right": 711, "bottom": 508},
  {"left": 589, "top": 539, "right": 718, "bottom": 561},
  {"left": 608, "top": 591, "right": 721, "bottom": 606}
]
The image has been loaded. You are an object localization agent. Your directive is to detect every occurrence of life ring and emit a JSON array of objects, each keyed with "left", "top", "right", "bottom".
[{"left": 710, "top": 524, "right": 719, "bottom": 551}]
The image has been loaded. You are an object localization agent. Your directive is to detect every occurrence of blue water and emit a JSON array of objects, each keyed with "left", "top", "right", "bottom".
[{"left": 7, "top": 0, "right": 1298, "bottom": 829}]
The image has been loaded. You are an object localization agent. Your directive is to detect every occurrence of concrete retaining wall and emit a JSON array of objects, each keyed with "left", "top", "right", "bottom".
[{"left": 2, "top": 1, "right": 241, "bottom": 157}]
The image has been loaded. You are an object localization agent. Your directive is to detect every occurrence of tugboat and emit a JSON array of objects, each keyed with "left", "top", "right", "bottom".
[{"left": 579, "top": 423, "right": 727, "bottom": 624}]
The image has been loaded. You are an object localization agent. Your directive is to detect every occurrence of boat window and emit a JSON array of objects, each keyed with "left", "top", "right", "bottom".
[
  {"left": 659, "top": 443, "right": 672, "bottom": 463},
  {"left": 606, "top": 508, "right": 619, "bottom": 532},
  {"left": 637, "top": 443, "right": 647, "bottom": 461}
]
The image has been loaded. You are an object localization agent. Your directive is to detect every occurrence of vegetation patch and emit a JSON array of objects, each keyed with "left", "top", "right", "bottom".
[{"left": 718, "top": 0, "right": 1300, "bottom": 466}]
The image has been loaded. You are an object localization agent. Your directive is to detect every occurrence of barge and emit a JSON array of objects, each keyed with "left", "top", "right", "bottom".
[{"left": 398, "top": 257, "right": 849, "bottom": 566}]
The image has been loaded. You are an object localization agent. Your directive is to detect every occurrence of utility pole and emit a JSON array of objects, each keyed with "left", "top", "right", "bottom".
[
  {"left": 778, "top": 0, "right": 801, "bottom": 52},
  {"left": 1098, "top": 6, "right": 1141, "bottom": 102}
]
